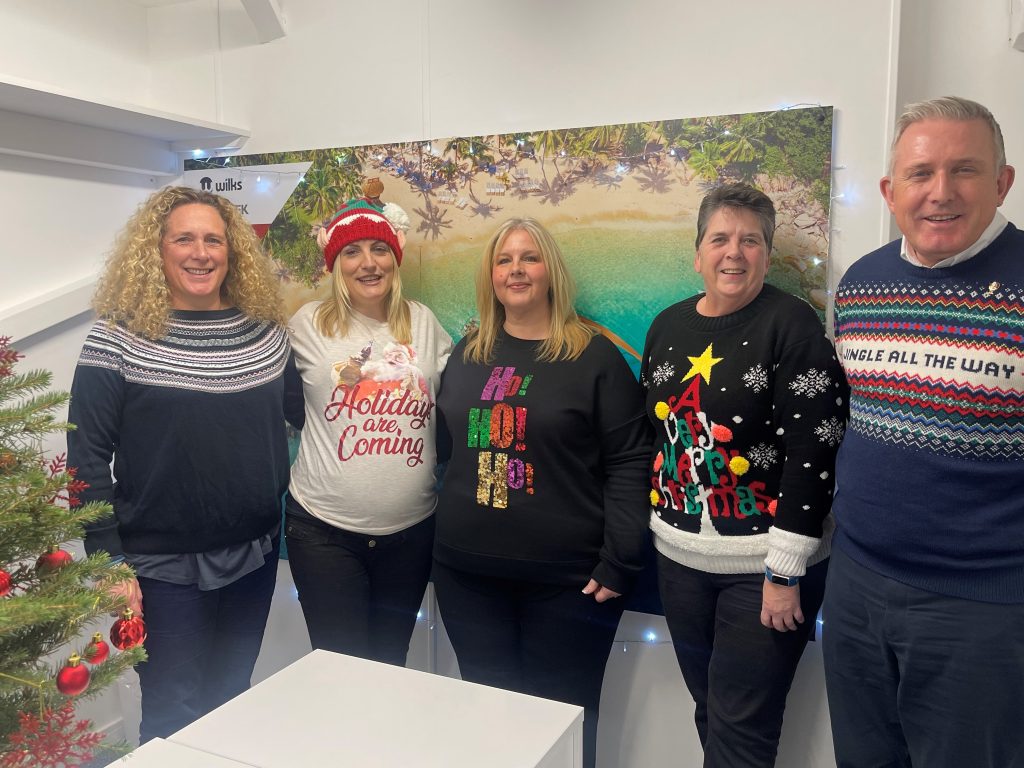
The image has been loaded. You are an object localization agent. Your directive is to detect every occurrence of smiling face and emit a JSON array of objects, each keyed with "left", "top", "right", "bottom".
[
  {"left": 881, "top": 118, "right": 1015, "bottom": 266},
  {"left": 491, "top": 228, "right": 551, "bottom": 320},
  {"left": 694, "top": 206, "right": 769, "bottom": 316},
  {"left": 161, "top": 203, "right": 230, "bottom": 311},
  {"left": 337, "top": 239, "right": 395, "bottom": 318}
]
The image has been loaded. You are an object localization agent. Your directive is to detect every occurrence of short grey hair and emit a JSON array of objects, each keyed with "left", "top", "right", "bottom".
[
  {"left": 695, "top": 183, "right": 776, "bottom": 253},
  {"left": 890, "top": 96, "right": 1006, "bottom": 173}
]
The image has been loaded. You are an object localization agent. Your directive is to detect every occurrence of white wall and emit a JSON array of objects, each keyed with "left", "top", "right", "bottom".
[
  {"left": 895, "top": 0, "right": 1024, "bottom": 231},
  {"left": 147, "top": 0, "right": 898, "bottom": 284},
  {"left": 0, "top": 0, "right": 151, "bottom": 105},
  {"left": 0, "top": 0, "right": 915, "bottom": 765}
]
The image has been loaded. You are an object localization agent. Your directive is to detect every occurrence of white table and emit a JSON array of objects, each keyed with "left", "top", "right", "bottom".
[
  {"left": 102, "top": 738, "right": 251, "bottom": 767},
  {"left": 170, "top": 649, "right": 583, "bottom": 768}
]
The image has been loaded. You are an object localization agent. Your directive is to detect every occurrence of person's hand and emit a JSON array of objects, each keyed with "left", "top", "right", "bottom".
[
  {"left": 582, "top": 579, "right": 621, "bottom": 603},
  {"left": 107, "top": 576, "right": 143, "bottom": 617},
  {"left": 760, "top": 579, "right": 802, "bottom": 632}
]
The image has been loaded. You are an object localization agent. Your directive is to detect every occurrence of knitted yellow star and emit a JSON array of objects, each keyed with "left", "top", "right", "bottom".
[{"left": 682, "top": 343, "right": 723, "bottom": 384}]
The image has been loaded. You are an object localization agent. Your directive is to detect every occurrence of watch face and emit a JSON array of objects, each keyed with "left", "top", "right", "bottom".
[{"left": 766, "top": 568, "right": 798, "bottom": 586}]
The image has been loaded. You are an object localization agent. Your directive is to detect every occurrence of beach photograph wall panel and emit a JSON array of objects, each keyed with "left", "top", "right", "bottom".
[{"left": 186, "top": 105, "right": 834, "bottom": 371}]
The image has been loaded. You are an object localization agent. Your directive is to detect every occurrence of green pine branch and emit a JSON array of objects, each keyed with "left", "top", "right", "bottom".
[{"left": 0, "top": 337, "right": 147, "bottom": 754}]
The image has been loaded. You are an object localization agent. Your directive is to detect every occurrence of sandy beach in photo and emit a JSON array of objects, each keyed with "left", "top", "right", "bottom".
[{"left": 205, "top": 108, "right": 834, "bottom": 343}]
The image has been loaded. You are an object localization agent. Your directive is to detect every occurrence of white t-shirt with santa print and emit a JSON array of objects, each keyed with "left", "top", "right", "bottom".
[{"left": 288, "top": 300, "right": 452, "bottom": 534}]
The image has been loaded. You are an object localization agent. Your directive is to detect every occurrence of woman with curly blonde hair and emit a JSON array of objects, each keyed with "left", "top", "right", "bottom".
[
  {"left": 68, "top": 185, "right": 302, "bottom": 743},
  {"left": 93, "top": 185, "right": 284, "bottom": 338}
]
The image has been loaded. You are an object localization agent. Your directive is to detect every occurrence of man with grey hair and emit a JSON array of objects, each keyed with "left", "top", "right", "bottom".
[{"left": 824, "top": 96, "right": 1023, "bottom": 767}]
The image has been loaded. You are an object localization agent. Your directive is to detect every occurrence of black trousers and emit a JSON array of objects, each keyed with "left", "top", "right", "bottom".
[
  {"left": 136, "top": 541, "right": 279, "bottom": 743},
  {"left": 432, "top": 561, "right": 625, "bottom": 768},
  {"left": 657, "top": 553, "right": 827, "bottom": 768},
  {"left": 284, "top": 495, "right": 434, "bottom": 666},
  {"left": 823, "top": 546, "right": 1024, "bottom": 768}
]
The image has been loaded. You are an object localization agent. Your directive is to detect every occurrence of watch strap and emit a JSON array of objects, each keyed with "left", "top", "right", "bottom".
[{"left": 765, "top": 566, "right": 800, "bottom": 586}]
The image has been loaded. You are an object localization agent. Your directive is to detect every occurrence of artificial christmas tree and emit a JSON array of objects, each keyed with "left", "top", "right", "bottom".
[{"left": 0, "top": 336, "right": 146, "bottom": 767}]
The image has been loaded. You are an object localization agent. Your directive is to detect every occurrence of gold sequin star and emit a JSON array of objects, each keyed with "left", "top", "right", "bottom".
[{"left": 682, "top": 343, "right": 723, "bottom": 384}]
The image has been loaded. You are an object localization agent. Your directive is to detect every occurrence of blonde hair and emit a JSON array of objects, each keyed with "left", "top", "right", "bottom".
[
  {"left": 313, "top": 246, "right": 412, "bottom": 343},
  {"left": 464, "top": 218, "right": 594, "bottom": 364},
  {"left": 93, "top": 186, "right": 284, "bottom": 338}
]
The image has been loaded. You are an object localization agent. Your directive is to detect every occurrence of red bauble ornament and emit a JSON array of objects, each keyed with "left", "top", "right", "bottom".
[
  {"left": 36, "top": 547, "right": 73, "bottom": 574},
  {"left": 84, "top": 633, "right": 110, "bottom": 664},
  {"left": 110, "top": 608, "right": 146, "bottom": 650},
  {"left": 0, "top": 568, "right": 11, "bottom": 597},
  {"left": 56, "top": 654, "right": 90, "bottom": 696}
]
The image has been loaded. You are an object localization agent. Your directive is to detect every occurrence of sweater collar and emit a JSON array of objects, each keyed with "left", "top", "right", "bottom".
[{"left": 679, "top": 284, "right": 779, "bottom": 332}]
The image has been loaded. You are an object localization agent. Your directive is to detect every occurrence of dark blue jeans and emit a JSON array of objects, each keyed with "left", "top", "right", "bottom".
[
  {"left": 657, "top": 553, "right": 828, "bottom": 768},
  {"left": 284, "top": 495, "right": 434, "bottom": 666},
  {"left": 823, "top": 546, "right": 1024, "bottom": 768},
  {"left": 432, "top": 561, "right": 625, "bottom": 768},
  {"left": 135, "top": 541, "right": 279, "bottom": 743}
]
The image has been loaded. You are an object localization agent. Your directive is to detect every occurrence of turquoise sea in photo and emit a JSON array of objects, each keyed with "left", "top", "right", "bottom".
[{"left": 410, "top": 221, "right": 820, "bottom": 377}]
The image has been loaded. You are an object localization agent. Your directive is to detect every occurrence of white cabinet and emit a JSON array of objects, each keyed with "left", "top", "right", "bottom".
[{"left": 169, "top": 649, "right": 584, "bottom": 768}]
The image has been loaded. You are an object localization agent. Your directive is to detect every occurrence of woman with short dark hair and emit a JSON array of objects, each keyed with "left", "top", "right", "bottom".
[{"left": 642, "top": 183, "right": 847, "bottom": 767}]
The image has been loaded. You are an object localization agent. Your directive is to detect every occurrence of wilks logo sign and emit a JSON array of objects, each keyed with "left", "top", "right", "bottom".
[
  {"left": 199, "top": 177, "right": 243, "bottom": 192},
  {"left": 183, "top": 162, "right": 312, "bottom": 239}
]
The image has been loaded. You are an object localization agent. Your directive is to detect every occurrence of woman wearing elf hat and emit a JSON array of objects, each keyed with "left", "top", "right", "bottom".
[{"left": 285, "top": 183, "right": 452, "bottom": 666}]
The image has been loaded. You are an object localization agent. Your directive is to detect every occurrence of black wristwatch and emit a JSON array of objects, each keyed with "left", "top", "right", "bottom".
[{"left": 764, "top": 566, "right": 800, "bottom": 586}]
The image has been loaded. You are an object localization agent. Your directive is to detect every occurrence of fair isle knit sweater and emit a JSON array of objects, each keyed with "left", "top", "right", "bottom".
[
  {"left": 68, "top": 309, "right": 294, "bottom": 557},
  {"left": 833, "top": 223, "right": 1024, "bottom": 603},
  {"left": 642, "top": 285, "right": 847, "bottom": 578}
]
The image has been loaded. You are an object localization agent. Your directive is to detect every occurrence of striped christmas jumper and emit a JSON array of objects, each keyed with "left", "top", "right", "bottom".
[{"left": 832, "top": 222, "right": 1024, "bottom": 603}]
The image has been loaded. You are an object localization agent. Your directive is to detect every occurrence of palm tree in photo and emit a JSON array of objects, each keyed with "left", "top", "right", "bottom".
[
  {"left": 689, "top": 140, "right": 726, "bottom": 181},
  {"left": 297, "top": 165, "right": 341, "bottom": 219},
  {"left": 635, "top": 164, "right": 674, "bottom": 194},
  {"left": 619, "top": 122, "right": 655, "bottom": 164},
  {"left": 413, "top": 200, "right": 454, "bottom": 240}
]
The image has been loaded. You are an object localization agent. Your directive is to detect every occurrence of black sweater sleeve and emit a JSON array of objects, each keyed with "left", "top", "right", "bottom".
[
  {"left": 67, "top": 359, "right": 125, "bottom": 558},
  {"left": 589, "top": 339, "right": 653, "bottom": 593}
]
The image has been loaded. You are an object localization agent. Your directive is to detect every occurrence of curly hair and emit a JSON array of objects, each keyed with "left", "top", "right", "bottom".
[
  {"left": 464, "top": 217, "right": 594, "bottom": 364},
  {"left": 92, "top": 186, "right": 285, "bottom": 338}
]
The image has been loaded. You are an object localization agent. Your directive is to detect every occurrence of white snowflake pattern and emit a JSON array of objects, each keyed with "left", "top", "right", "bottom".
[
  {"left": 814, "top": 417, "right": 845, "bottom": 447},
  {"left": 743, "top": 364, "right": 768, "bottom": 392},
  {"left": 651, "top": 361, "right": 676, "bottom": 386},
  {"left": 789, "top": 368, "right": 832, "bottom": 397},
  {"left": 747, "top": 442, "right": 779, "bottom": 470}
]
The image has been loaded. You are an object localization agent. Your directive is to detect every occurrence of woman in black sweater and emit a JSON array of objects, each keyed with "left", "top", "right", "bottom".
[{"left": 434, "top": 217, "right": 650, "bottom": 768}]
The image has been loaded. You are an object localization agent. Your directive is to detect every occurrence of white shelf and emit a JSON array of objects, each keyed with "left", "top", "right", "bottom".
[
  {"left": 0, "top": 75, "right": 249, "bottom": 176},
  {"left": 0, "top": 274, "right": 97, "bottom": 343}
]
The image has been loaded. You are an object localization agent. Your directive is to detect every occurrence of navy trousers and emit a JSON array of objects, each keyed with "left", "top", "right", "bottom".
[
  {"left": 284, "top": 495, "right": 434, "bottom": 666},
  {"left": 136, "top": 541, "right": 279, "bottom": 743},
  {"left": 432, "top": 561, "right": 625, "bottom": 768},
  {"left": 657, "top": 553, "right": 828, "bottom": 768},
  {"left": 823, "top": 546, "right": 1024, "bottom": 768}
]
